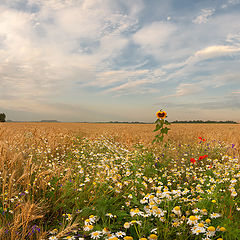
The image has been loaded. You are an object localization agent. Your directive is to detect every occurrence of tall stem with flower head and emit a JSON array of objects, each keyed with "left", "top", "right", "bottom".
[{"left": 152, "top": 110, "right": 171, "bottom": 144}]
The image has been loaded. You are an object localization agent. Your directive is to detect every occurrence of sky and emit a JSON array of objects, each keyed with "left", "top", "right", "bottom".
[{"left": 0, "top": 0, "right": 240, "bottom": 122}]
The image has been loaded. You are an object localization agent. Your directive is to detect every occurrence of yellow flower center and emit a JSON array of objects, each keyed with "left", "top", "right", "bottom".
[
  {"left": 220, "top": 227, "right": 226, "bottom": 232},
  {"left": 207, "top": 226, "right": 215, "bottom": 231},
  {"left": 205, "top": 219, "right": 211, "bottom": 223},
  {"left": 149, "top": 234, "right": 158, "bottom": 240},
  {"left": 189, "top": 215, "right": 196, "bottom": 221},
  {"left": 124, "top": 237, "right": 133, "bottom": 240}
]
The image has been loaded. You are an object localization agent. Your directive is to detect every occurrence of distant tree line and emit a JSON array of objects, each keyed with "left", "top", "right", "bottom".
[
  {"left": 0, "top": 113, "right": 6, "bottom": 122},
  {"left": 108, "top": 121, "right": 147, "bottom": 124},
  {"left": 40, "top": 120, "right": 59, "bottom": 122},
  {"left": 172, "top": 120, "right": 237, "bottom": 124}
]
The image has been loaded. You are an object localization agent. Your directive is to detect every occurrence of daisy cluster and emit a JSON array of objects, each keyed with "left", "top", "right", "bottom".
[
  {"left": 0, "top": 129, "right": 239, "bottom": 239},
  {"left": 45, "top": 136, "right": 239, "bottom": 240}
]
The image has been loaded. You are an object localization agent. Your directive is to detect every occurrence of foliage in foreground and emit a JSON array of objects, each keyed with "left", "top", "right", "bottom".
[{"left": 0, "top": 131, "right": 239, "bottom": 240}]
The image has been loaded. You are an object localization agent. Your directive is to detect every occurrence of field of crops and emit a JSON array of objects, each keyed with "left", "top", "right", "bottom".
[{"left": 0, "top": 123, "right": 239, "bottom": 240}]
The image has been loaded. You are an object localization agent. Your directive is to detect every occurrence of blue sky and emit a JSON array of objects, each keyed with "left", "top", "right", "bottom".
[{"left": 0, "top": 0, "right": 239, "bottom": 122}]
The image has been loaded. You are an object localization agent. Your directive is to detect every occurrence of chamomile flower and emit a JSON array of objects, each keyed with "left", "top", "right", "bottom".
[
  {"left": 210, "top": 213, "right": 221, "bottom": 218},
  {"left": 148, "top": 234, "right": 158, "bottom": 240},
  {"left": 124, "top": 222, "right": 131, "bottom": 229},
  {"left": 49, "top": 237, "right": 58, "bottom": 240},
  {"left": 124, "top": 236, "right": 133, "bottom": 240},
  {"left": 83, "top": 225, "right": 94, "bottom": 231},
  {"left": 116, "top": 231, "right": 126, "bottom": 237},
  {"left": 220, "top": 227, "right": 226, "bottom": 232},
  {"left": 187, "top": 215, "right": 198, "bottom": 225},
  {"left": 64, "top": 236, "right": 75, "bottom": 240},
  {"left": 90, "top": 231, "right": 102, "bottom": 239},
  {"left": 192, "top": 208, "right": 200, "bottom": 214},
  {"left": 191, "top": 222, "right": 206, "bottom": 235},
  {"left": 206, "top": 226, "right": 216, "bottom": 237},
  {"left": 172, "top": 206, "right": 181, "bottom": 216},
  {"left": 200, "top": 209, "right": 208, "bottom": 215}
]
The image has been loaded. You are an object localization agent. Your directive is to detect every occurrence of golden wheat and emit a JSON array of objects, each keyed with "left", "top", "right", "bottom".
[{"left": 0, "top": 122, "right": 239, "bottom": 239}]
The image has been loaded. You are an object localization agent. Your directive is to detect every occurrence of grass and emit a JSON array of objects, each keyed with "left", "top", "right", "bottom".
[{"left": 0, "top": 123, "right": 239, "bottom": 240}]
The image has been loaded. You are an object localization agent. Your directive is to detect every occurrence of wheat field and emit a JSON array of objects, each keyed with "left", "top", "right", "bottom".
[
  {"left": 1, "top": 122, "right": 239, "bottom": 151},
  {"left": 0, "top": 123, "right": 239, "bottom": 240}
]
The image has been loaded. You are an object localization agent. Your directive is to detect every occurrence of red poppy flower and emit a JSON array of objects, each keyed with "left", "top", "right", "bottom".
[
  {"left": 202, "top": 138, "right": 206, "bottom": 141},
  {"left": 198, "top": 137, "right": 202, "bottom": 140},
  {"left": 199, "top": 156, "right": 204, "bottom": 161},
  {"left": 190, "top": 158, "right": 196, "bottom": 164},
  {"left": 203, "top": 155, "right": 208, "bottom": 158}
]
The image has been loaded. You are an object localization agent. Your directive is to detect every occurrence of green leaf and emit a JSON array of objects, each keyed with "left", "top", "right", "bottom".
[
  {"left": 159, "top": 120, "right": 164, "bottom": 128},
  {"left": 164, "top": 120, "right": 171, "bottom": 125},
  {"left": 161, "top": 128, "right": 169, "bottom": 134},
  {"left": 154, "top": 124, "right": 161, "bottom": 132}
]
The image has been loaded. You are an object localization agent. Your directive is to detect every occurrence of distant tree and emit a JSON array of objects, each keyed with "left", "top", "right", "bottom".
[{"left": 0, "top": 113, "right": 6, "bottom": 122}]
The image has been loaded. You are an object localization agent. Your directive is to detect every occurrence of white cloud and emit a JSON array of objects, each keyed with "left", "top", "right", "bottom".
[
  {"left": 226, "top": 32, "right": 240, "bottom": 46},
  {"left": 222, "top": 0, "right": 240, "bottom": 8},
  {"left": 95, "top": 69, "right": 150, "bottom": 87},
  {"left": 0, "top": 1, "right": 138, "bottom": 100},
  {"left": 193, "top": 8, "right": 215, "bottom": 24},
  {"left": 161, "top": 42, "right": 240, "bottom": 84},
  {"left": 133, "top": 21, "right": 176, "bottom": 59},
  {"left": 194, "top": 45, "right": 240, "bottom": 58}
]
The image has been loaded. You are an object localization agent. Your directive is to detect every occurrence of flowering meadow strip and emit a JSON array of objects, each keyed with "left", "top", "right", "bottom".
[{"left": 0, "top": 129, "right": 239, "bottom": 239}]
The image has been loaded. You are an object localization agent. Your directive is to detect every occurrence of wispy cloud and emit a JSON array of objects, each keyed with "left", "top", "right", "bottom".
[
  {"left": 193, "top": 8, "right": 215, "bottom": 24},
  {"left": 0, "top": 0, "right": 139, "bottom": 99},
  {"left": 86, "top": 68, "right": 165, "bottom": 95},
  {"left": 161, "top": 35, "right": 240, "bottom": 86},
  {"left": 222, "top": 0, "right": 240, "bottom": 8},
  {"left": 159, "top": 83, "right": 204, "bottom": 99}
]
